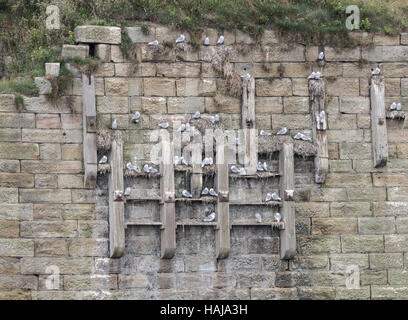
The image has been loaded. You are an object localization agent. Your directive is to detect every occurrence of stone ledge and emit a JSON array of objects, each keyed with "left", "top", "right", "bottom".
[{"left": 74, "top": 26, "right": 121, "bottom": 44}]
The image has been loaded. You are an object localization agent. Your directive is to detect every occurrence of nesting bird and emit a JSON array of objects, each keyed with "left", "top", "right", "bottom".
[
  {"left": 308, "top": 71, "right": 321, "bottom": 80},
  {"left": 182, "top": 190, "right": 193, "bottom": 198},
  {"left": 241, "top": 73, "right": 251, "bottom": 80},
  {"left": 148, "top": 40, "right": 159, "bottom": 46},
  {"left": 178, "top": 123, "right": 186, "bottom": 132},
  {"left": 255, "top": 213, "right": 262, "bottom": 223},
  {"left": 99, "top": 156, "right": 108, "bottom": 164},
  {"left": 209, "top": 188, "right": 218, "bottom": 197},
  {"left": 126, "top": 162, "right": 137, "bottom": 171},
  {"left": 372, "top": 67, "right": 381, "bottom": 75},
  {"left": 257, "top": 162, "right": 264, "bottom": 172},
  {"left": 143, "top": 164, "right": 150, "bottom": 173},
  {"left": 158, "top": 122, "right": 169, "bottom": 129},
  {"left": 217, "top": 35, "right": 224, "bottom": 44},
  {"left": 274, "top": 212, "right": 281, "bottom": 223},
  {"left": 185, "top": 123, "right": 191, "bottom": 132},
  {"left": 176, "top": 34, "right": 185, "bottom": 43},
  {"left": 260, "top": 130, "right": 272, "bottom": 136},
  {"left": 201, "top": 157, "right": 213, "bottom": 167},
  {"left": 124, "top": 187, "right": 131, "bottom": 196},
  {"left": 262, "top": 162, "right": 270, "bottom": 172},
  {"left": 271, "top": 192, "right": 281, "bottom": 201},
  {"left": 201, "top": 187, "right": 209, "bottom": 195},
  {"left": 265, "top": 193, "right": 273, "bottom": 202},
  {"left": 203, "top": 37, "right": 210, "bottom": 46},
  {"left": 397, "top": 103, "right": 402, "bottom": 111},
  {"left": 318, "top": 52, "right": 324, "bottom": 60},
  {"left": 230, "top": 166, "right": 239, "bottom": 174},
  {"left": 294, "top": 132, "right": 312, "bottom": 142},
  {"left": 131, "top": 111, "right": 141, "bottom": 123},
  {"left": 203, "top": 211, "right": 216, "bottom": 222},
  {"left": 112, "top": 119, "right": 118, "bottom": 129},
  {"left": 149, "top": 167, "right": 158, "bottom": 174},
  {"left": 390, "top": 102, "right": 397, "bottom": 110},
  {"left": 276, "top": 127, "right": 287, "bottom": 135},
  {"left": 193, "top": 111, "right": 201, "bottom": 119},
  {"left": 210, "top": 114, "right": 220, "bottom": 124},
  {"left": 239, "top": 167, "right": 246, "bottom": 175}
]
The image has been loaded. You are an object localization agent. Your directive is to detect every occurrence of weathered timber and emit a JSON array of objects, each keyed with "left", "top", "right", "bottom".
[
  {"left": 109, "top": 135, "right": 125, "bottom": 258},
  {"left": 279, "top": 142, "right": 296, "bottom": 260},
  {"left": 190, "top": 129, "right": 203, "bottom": 198},
  {"left": 82, "top": 74, "right": 97, "bottom": 188},
  {"left": 160, "top": 131, "right": 176, "bottom": 259},
  {"left": 215, "top": 129, "right": 230, "bottom": 259},
  {"left": 309, "top": 78, "right": 328, "bottom": 183},
  {"left": 370, "top": 76, "right": 388, "bottom": 167},
  {"left": 241, "top": 77, "right": 257, "bottom": 175}
]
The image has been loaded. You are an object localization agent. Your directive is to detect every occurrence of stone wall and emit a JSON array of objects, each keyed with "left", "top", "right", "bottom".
[{"left": 1, "top": 24, "right": 408, "bottom": 300}]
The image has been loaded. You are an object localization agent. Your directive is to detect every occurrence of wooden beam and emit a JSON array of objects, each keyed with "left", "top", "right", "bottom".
[
  {"left": 82, "top": 74, "right": 97, "bottom": 188},
  {"left": 241, "top": 77, "right": 257, "bottom": 175},
  {"left": 370, "top": 76, "right": 388, "bottom": 168},
  {"left": 160, "top": 131, "right": 176, "bottom": 259},
  {"left": 108, "top": 135, "right": 125, "bottom": 258},
  {"left": 190, "top": 128, "right": 203, "bottom": 198},
  {"left": 215, "top": 129, "right": 230, "bottom": 259},
  {"left": 309, "top": 78, "right": 328, "bottom": 184},
  {"left": 279, "top": 142, "right": 296, "bottom": 260}
]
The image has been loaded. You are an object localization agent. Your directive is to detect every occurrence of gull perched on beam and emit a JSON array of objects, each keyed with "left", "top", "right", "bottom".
[
  {"left": 390, "top": 102, "right": 397, "bottom": 110},
  {"left": 131, "top": 111, "right": 141, "bottom": 123},
  {"left": 201, "top": 187, "right": 209, "bottom": 195},
  {"left": 203, "top": 37, "right": 210, "bottom": 46},
  {"left": 371, "top": 67, "right": 381, "bottom": 75},
  {"left": 124, "top": 187, "right": 131, "bottom": 196},
  {"left": 308, "top": 71, "right": 321, "bottom": 80},
  {"left": 209, "top": 188, "right": 218, "bottom": 197},
  {"left": 260, "top": 130, "right": 272, "bottom": 136},
  {"left": 176, "top": 34, "right": 185, "bottom": 43},
  {"left": 230, "top": 166, "right": 239, "bottom": 174},
  {"left": 182, "top": 190, "right": 193, "bottom": 198},
  {"left": 240, "top": 73, "right": 251, "bottom": 80},
  {"left": 203, "top": 211, "right": 216, "bottom": 222},
  {"left": 193, "top": 111, "right": 201, "bottom": 119},
  {"left": 294, "top": 132, "right": 312, "bottom": 142},
  {"left": 271, "top": 192, "right": 281, "bottom": 201},
  {"left": 257, "top": 162, "right": 264, "bottom": 172},
  {"left": 148, "top": 40, "right": 159, "bottom": 46},
  {"left": 99, "top": 156, "right": 108, "bottom": 164},
  {"left": 158, "top": 122, "right": 169, "bottom": 129},
  {"left": 126, "top": 162, "right": 137, "bottom": 171},
  {"left": 217, "top": 35, "right": 224, "bottom": 44},
  {"left": 143, "top": 164, "right": 150, "bottom": 173},
  {"left": 276, "top": 127, "right": 287, "bottom": 135},
  {"left": 255, "top": 213, "right": 262, "bottom": 223}
]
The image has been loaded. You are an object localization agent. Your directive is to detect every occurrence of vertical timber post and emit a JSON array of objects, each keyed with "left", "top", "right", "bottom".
[
  {"left": 215, "top": 129, "right": 230, "bottom": 259},
  {"left": 191, "top": 128, "right": 203, "bottom": 198},
  {"left": 242, "top": 77, "right": 257, "bottom": 175},
  {"left": 370, "top": 76, "right": 388, "bottom": 167},
  {"left": 279, "top": 143, "right": 296, "bottom": 259},
  {"left": 160, "top": 131, "right": 176, "bottom": 259},
  {"left": 82, "top": 74, "right": 97, "bottom": 188},
  {"left": 109, "top": 134, "right": 125, "bottom": 258},
  {"left": 309, "top": 78, "right": 328, "bottom": 184}
]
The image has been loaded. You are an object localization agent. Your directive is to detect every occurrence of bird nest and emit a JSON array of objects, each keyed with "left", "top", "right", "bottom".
[
  {"left": 386, "top": 111, "right": 406, "bottom": 120},
  {"left": 96, "top": 128, "right": 114, "bottom": 151},
  {"left": 258, "top": 135, "right": 317, "bottom": 156},
  {"left": 123, "top": 169, "right": 161, "bottom": 178},
  {"left": 97, "top": 163, "right": 111, "bottom": 175}
]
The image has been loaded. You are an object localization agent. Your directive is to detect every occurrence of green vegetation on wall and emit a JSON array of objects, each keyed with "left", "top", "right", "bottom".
[{"left": 0, "top": 0, "right": 407, "bottom": 96}]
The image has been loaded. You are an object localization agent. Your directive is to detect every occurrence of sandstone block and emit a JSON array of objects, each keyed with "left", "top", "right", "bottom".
[
  {"left": 61, "top": 44, "right": 89, "bottom": 59},
  {"left": 74, "top": 26, "right": 121, "bottom": 44}
]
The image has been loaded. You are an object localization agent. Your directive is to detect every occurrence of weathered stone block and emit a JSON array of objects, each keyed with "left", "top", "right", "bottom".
[
  {"left": 312, "top": 218, "right": 357, "bottom": 235},
  {"left": 61, "top": 44, "right": 89, "bottom": 59},
  {"left": 176, "top": 78, "right": 216, "bottom": 97},
  {"left": 168, "top": 97, "right": 205, "bottom": 114},
  {"left": 388, "top": 187, "right": 408, "bottom": 201},
  {"left": 69, "top": 239, "right": 108, "bottom": 257},
  {"left": 0, "top": 221, "right": 19, "bottom": 238},
  {"left": 125, "top": 26, "right": 155, "bottom": 43},
  {"left": 105, "top": 78, "right": 129, "bottom": 96},
  {"left": 0, "top": 142, "right": 39, "bottom": 160},
  {"left": 347, "top": 187, "right": 386, "bottom": 201},
  {"left": 34, "top": 77, "right": 52, "bottom": 95},
  {"left": 0, "top": 239, "right": 34, "bottom": 257},
  {"left": 297, "top": 235, "right": 341, "bottom": 254},
  {"left": 256, "top": 78, "right": 292, "bottom": 96},
  {"left": 339, "top": 96, "right": 370, "bottom": 114},
  {"left": 45, "top": 62, "right": 60, "bottom": 76},
  {"left": 157, "top": 63, "right": 201, "bottom": 78},
  {"left": 141, "top": 97, "right": 166, "bottom": 114},
  {"left": 342, "top": 235, "right": 384, "bottom": 253},
  {"left": 370, "top": 253, "right": 403, "bottom": 269},
  {"left": 22, "top": 129, "right": 82, "bottom": 144},
  {"left": 0, "top": 173, "right": 34, "bottom": 188},
  {"left": 96, "top": 96, "right": 128, "bottom": 113},
  {"left": 326, "top": 78, "right": 359, "bottom": 96},
  {"left": 359, "top": 217, "right": 395, "bottom": 234},
  {"left": 335, "top": 287, "right": 370, "bottom": 300},
  {"left": 363, "top": 46, "right": 408, "bottom": 62},
  {"left": 75, "top": 26, "right": 121, "bottom": 44},
  {"left": 330, "top": 202, "right": 371, "bottom": 217},
  {"left": 144, "top": 78, "right": 175, "bottom": 96},
  {"left": 36, "top": 114, "right": 61, "bottom": 129},
  {"left": 35, "top": 239, "right": 67, "bottom": 256},
  {"left": 21, "top": 221, "right": 77, "bottom": 238},
  {"left": 21, "top": 257, "right": 94, "bottom": 274},
  {"left": 325, "top": 173, "right": 371, "bottom": 186},
  {"left": 283, "top": 97, "right": 309, "bottom": 113},
  {"left": 325, "top": 47, "right": 360, "bottom": 61},
  {"left": 0, "top": 94, "right": 17, "bottom": 112},
  {"left": 385, "top": 235, "right": 408, "bottom": 252},
  {"left": 19, "top": 189, "right": 71, "bottom": 203},
  {"left": 21, "top": 160, "right": 82, "bottom": 174}
]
